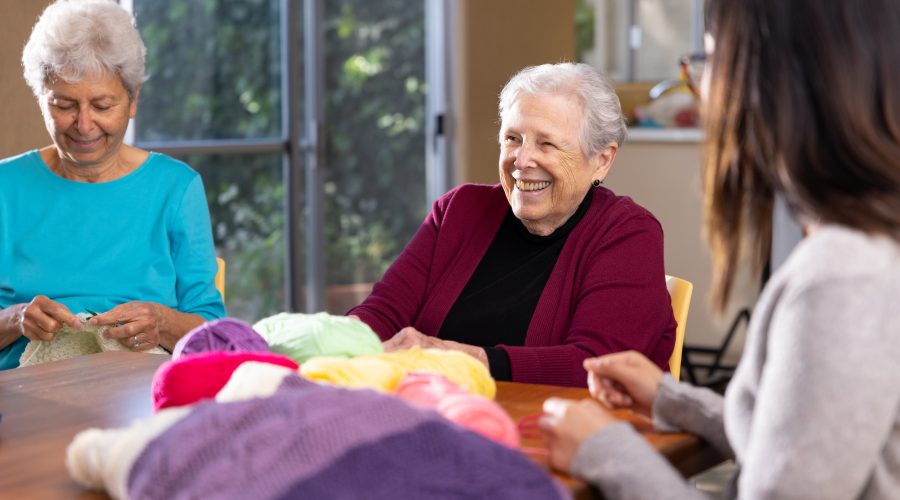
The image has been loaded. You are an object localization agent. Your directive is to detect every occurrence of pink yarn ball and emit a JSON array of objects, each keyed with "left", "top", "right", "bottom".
[
  {"left": 437, "top": 393, "right": 520, "bottom": 448},
  {"left": 172, "top": 318, "right": 270, "bottom": 359},
  {"left": 394, "top": 372, "right": 466, "bottom": 409},
  {"left": 151, "top": 351, "right": 298, "bottom": 412}
]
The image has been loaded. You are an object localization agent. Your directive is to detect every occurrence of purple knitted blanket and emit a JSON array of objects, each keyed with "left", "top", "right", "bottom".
[{"left": 124, "top": 374, "right": 567, "bottom": 499}]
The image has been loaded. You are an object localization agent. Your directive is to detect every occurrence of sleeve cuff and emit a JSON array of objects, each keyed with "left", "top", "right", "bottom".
[
  {"left": 570, "top": 421, "right": 698, "bottom": 499},
  {"left": 484, "top": 346, "right": 512, "bottom": 381},
  {"left": 652, "top": 374, "right": 684, "bottom": 432}
]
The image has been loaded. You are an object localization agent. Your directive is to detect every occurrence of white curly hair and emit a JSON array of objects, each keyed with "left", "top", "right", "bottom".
[
  {"left": 22, "top": 0, "right": 146, "bottom": 98},
  {"left": 499, "top": 62, "right": 627, "bottom": 158}
]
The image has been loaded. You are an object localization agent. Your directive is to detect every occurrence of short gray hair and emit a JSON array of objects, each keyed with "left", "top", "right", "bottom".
[
  {"left": 22, "top": 0, "right": 146, "bottom": 98},
  {"left": 499, "top": 63, "right": 626, "bottom": 158}
]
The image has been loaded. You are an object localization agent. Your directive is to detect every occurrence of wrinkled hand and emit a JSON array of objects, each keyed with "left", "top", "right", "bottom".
[
  {"left": 382, "top": 327, "right": 441, "bottom": 351},
  {"left": 539, "top": 397, "right": 618, "bottom": 472},
  {"left": 382, "top": 327, "right": 489, "bottom": 368},
  {"left": 16, "top": 296, "right": 80, "bottom": 341},
  {"left": 585, "top": 350, "right": 663, "bottom": 419},
  {"left": 88, "top": 302, "right": 164, "bottom": 351}
]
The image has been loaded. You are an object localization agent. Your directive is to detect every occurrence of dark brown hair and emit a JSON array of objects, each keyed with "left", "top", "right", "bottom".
[{"left": 703, "top": 0, "right": 900, "bottom": 311}]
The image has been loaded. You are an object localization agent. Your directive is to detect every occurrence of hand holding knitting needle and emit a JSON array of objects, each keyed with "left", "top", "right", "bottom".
[
  {"left": 11, "top": 295, "right": 80, "bottom": 341},
  {"left": 88, "top": 302, "right": 163, "bottom": 351}
]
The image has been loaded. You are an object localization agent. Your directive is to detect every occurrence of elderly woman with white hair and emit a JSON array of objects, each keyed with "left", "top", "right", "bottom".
[
  {"left": 0, "top": 0, "right": 225, "bottom": 369},
  {"left": 350, "top": 63, "right": 675, "bottom": 387}
]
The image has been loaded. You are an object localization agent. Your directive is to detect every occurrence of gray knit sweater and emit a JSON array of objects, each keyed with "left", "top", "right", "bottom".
[{"left": 571, "top": 225, "right": 900, "bottom": 499}]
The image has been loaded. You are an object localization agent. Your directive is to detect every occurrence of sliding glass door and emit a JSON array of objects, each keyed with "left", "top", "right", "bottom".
[{"left": 129, "top": 0, "right": 444, "bottom": 322}]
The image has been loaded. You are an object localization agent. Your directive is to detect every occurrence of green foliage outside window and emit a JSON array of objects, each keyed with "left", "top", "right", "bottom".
[
  {"left": 134, "top": 0, "right": 426, "bottom": 321},
  {"left": 575, "top": 0, "right": 596, "bottom": 62}
]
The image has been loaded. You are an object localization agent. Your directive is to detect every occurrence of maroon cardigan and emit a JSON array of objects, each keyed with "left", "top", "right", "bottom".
[{"left": 349, "top": 184, "right": 675, "bottom": 387}]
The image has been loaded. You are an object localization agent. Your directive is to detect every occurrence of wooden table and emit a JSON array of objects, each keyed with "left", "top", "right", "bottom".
[{"left": 0, "top": 352, "right": 722, "bottom": 499}]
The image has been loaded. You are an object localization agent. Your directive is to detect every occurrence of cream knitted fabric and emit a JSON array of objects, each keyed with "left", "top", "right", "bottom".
[{"left": 20, "top": 313, "right": 167, "bottom": 367}]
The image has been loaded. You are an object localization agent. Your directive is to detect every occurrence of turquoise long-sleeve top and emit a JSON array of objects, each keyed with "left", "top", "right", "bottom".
[{"left": 0, "top": 150, "right": 226, "bottom": 369}]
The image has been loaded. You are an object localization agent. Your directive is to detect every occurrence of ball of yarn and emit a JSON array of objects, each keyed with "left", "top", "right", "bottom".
[
  {"left": 378, "top": 348, "right": 496, "bottom": 399},
  {"left": 300, "top": 355, "right": 405, "bottom": 392},
  {"left": 394, "top": 372, "right": 466, "bottom": 409},
  {"left": 437, "top": 393, "right": 520, "bottom": 448},
  {"left": 151, "top": 351, "right": 298, "bottom": 411},
  {"left": 253, "top": 312, "right": 383, "bottom": 364},
  {"left": 172, "top": 318, "right": 270, "bottom": 359}
]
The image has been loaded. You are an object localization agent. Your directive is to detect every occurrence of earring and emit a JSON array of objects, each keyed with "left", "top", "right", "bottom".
[{"left": 592, "top": 179, "right": 601, "bottom": 187}]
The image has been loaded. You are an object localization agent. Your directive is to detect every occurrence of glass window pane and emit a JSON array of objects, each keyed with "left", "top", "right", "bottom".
[
  {"left": 322, "top": 0, "right": 427, "bottom": 311},
  {"left": 175, "top": 153, "right": 291, "bottom": 321},
  {"left": 134, "top": 0, "right": 283, "bottom": 140},
  {"left": 579, "top": 0, "right": 703, "bottom": 82},
  {"left": 635, "top": 0, "right": 698, "bottom": 81}
]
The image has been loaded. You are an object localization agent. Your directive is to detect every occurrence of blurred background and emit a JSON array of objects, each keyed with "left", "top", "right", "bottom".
[{"left": 0, "top": 0, "right": 760, "bottom": 369}]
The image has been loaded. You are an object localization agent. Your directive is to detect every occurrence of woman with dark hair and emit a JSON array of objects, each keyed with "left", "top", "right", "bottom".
[{"left": 539, "top": 0, "right": 900, "bottom": 497}]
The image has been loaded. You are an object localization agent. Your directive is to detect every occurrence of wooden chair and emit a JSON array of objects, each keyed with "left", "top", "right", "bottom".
[
  {"left": 215, "top": 257, "right": 226, "bottom": 302},
  {"left": 665, "top": 275, "right": 693, "bottom": 381}
]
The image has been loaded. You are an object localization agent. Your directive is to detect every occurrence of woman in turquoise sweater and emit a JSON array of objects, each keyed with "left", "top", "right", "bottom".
[{"left": 0, "top": 0, "right": 225, "bottom": 369}]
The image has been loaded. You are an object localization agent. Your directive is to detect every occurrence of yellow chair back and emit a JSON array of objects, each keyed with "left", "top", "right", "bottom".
[
  {"left": 215, "top": 257, "right": 226, "bottom": 302},
  {"left": 665, "top": 275, "right": 693, "bottom": 381}
]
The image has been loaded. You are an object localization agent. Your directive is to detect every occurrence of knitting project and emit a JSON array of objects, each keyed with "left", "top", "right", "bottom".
[
  {"left": 67, "top": 364, "right": 566, "bottom": 500},
  {"left": 19, "top": 313, "right": 167, "bottom": 367}
]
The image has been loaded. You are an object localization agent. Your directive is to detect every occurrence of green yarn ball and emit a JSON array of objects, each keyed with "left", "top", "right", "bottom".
[{"left": 252, "top": 312, "right": 383, "bottom": 364}]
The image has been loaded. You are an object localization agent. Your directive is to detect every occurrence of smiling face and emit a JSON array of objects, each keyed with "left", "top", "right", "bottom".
[
  {"left": 39, "top": 71, "right": 137, "bottom": 172},
  {"left": 499, "top": 92, "right": 615, "bottom": 236}
]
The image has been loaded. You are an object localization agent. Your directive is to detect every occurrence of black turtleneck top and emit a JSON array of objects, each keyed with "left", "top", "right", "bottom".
[{"left": 438, "top": 188, "right": 594, "bottom": 380}]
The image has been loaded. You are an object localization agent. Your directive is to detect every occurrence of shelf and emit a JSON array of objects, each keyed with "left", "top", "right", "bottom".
[{"left": 626, "top": 127, "right": 703, "bottom": 143}]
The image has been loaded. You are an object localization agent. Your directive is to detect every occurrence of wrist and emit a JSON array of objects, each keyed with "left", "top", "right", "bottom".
[
  {"left": 471, "top": 346, "right": 489, "bottom": 368},
  {"left": 0, "top": 304, "right": 26, "bottom": 347}
]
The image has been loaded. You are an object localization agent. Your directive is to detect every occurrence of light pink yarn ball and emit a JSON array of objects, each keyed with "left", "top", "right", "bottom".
[
  {"left": 437, "top": 393, "right": 520, "bottom": 448},
  {"left": 394, "top": 372, "right": 466, "bottom": 409}
]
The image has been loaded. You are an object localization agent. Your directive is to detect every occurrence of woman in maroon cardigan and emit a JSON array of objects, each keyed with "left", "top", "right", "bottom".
[{"left": 349, "top": 63, "right": 675, "bottom": 387}]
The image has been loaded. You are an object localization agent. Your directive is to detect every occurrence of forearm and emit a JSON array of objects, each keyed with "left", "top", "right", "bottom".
[
  {"left": 347, "top": 303, "right": 401, "bottom": 341},
  {"left": 653, "top": 375, "right": 733, "bottom": 459},
  {"left": 156, "top": 305, "right": 205, "bottom": 350},
  {"left": 501, "top": 344, "right": 594, "bottom": 387},
  {"left": 572, "top": 422, "right": 709, "bottom": 500},
  {"left": 0, "top": 304, "right": 24, "bottom": 349}
]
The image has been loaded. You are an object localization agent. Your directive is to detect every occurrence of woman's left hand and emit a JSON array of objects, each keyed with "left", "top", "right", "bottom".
[
  {"left": 538, "top": 397, "right": 618, "bottom": 472},
  {"left": 383, "top": 327, "right": 489, "bottom": 368},
  {"left": 88, "top": 302, "right": 163, "bottom": 351}
]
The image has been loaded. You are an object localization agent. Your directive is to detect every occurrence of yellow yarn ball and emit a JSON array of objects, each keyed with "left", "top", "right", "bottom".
[
  {"left": 300, "top": 355, "right": 405, "bottom": 393},
  {"left": 298, "top": 347, "right": 497, "bottom": 399},
  {"left": 377, "top": 347, "right": 496, "bottom": 399}
]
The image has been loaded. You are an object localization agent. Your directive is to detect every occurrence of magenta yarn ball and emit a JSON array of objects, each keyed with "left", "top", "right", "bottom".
[
  {"left": 151, "top": 351, "right": 298, "bottom": 411},
  {"left": 172, "top": 318, "right": 270, "bottom": 359}
]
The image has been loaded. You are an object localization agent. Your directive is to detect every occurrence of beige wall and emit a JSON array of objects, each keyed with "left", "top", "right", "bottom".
[
  {"left": 0, "top": 0, "right": 52, "bottom": 158},
  {"left": 454, "top": 0, "right": 576, "bottom": 185}
]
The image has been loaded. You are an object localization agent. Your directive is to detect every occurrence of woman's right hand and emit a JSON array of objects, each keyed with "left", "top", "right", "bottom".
[
  {"left": 13, "top": 296, "right": 80, "bottom": 341},
  {"left": 584, "top": 350, "right": 664, "bottom": 419}
]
